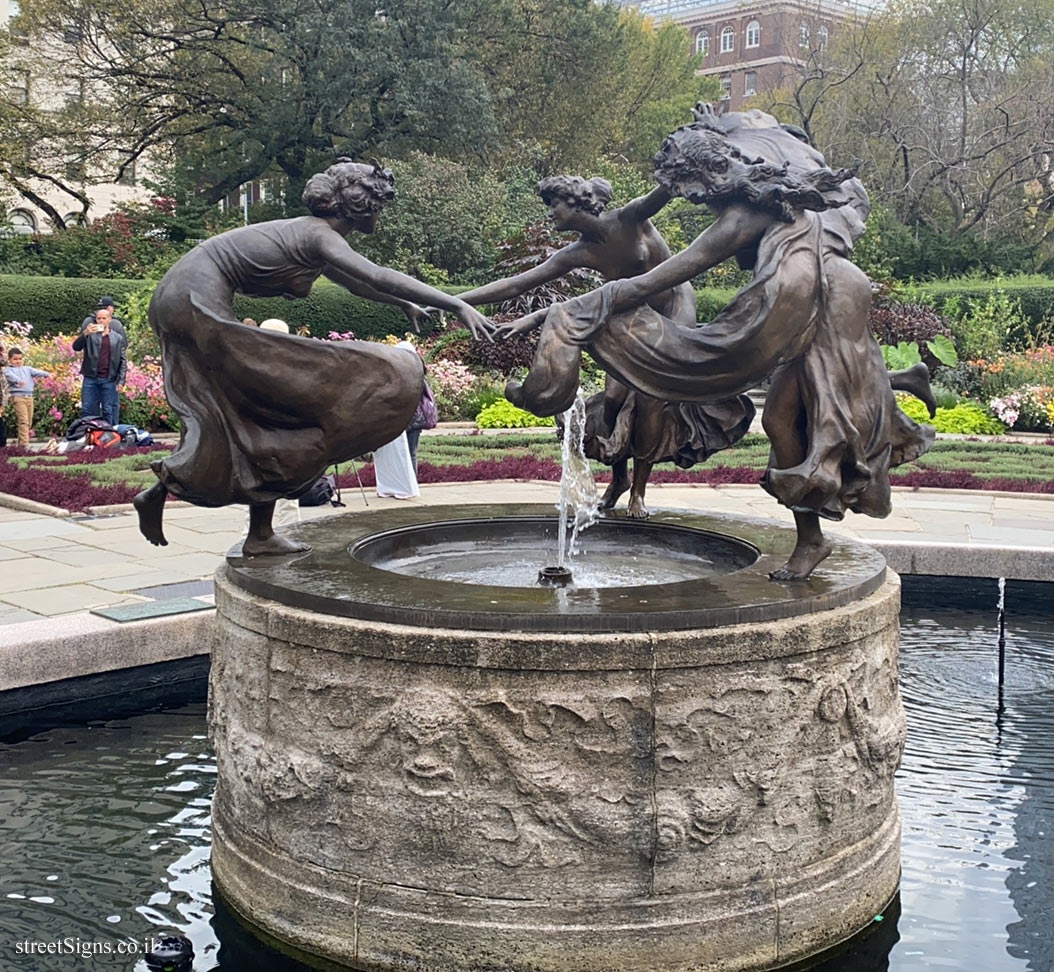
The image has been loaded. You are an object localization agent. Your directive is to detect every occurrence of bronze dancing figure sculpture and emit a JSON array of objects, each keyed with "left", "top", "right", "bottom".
[
  {"left": 457, "top": 176, "right": 753, "bottom": 518},
  {"left": 505, "top": 108, "right": 935, "bottom": 580},
  {"left": 133, "top": 159, "right": 492, "bottom": 556}
]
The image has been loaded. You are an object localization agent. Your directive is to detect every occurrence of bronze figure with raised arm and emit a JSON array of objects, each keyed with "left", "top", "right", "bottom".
[
  {"left": 133, "top": 158, "right": 493, "bottom": 557},
  {"left": 505, "top": 109, "right": 934, "bottom": 580},
  {"left": 456, "top": 174, "right": 753, "bottom": 518}
]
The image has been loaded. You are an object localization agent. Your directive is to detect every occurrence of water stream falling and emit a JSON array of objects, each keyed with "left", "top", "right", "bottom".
[{"left": 555, "top": 389, "right": 599, "bottom": 568}]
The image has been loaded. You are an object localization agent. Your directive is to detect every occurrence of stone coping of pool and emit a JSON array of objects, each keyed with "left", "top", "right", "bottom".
[
  {"left": 0, "top": 607, "right": 213, "bottom": 697},
  {"left": 224, "top": 504, "right": 887, "bottom": 633}
]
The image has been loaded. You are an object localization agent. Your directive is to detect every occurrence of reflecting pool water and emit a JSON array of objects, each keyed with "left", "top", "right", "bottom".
[{"left": 1, "top": 577, "right": 1051, "bottom": 971}]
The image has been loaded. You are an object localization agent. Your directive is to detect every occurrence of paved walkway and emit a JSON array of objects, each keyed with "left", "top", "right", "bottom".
[{"left": 1, "top": 481, "right": 1052, "bottom": 626}]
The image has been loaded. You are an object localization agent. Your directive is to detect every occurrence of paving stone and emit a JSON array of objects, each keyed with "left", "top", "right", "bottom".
[
  {"left": 132, "top": 579, "right": 215, "bottom": 600},
  {"left": 144, "top": 552, "right": 225, "bottom": 577},
  {"left": 968, "top": 524, "right": 1054, "bottom": 546},
  {"left": 0, "top": 607, "right": 45, "bottom": 625},
  {"left": 1, "top": 560, "right": 148, "bottom": 594},
  {"left": 0, "top": 545, "right": 27, "bottom": 561},
  {"left": 0, "top": 518, "right": 93, "bottom": 541},
  {"left": 0, "top": 585, "right": 148, "bottom": 616},
  {"left": 90, "top": 570, "right": 202, "bottom": 593},
  {"left": 34, "top": 544, "right": 140, "bottom": 568}
]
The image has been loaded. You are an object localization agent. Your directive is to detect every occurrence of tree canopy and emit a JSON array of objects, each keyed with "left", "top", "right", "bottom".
[
  {"left": 3, "top": 0, "right": 712, "bottom": 219},
  {"left": 761, "top": 0, "right": 1054, "bottom": 270}
]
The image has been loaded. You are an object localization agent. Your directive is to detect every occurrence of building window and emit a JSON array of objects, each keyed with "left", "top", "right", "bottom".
[
  {"left": 695, "top": 30, "right": 709, "bottom": 57},
  {"left": 746, "top": 20, "right": 760, "bottom": 48},
  {"left": 116, "top": 159, "right": 137, "bottom": 186},
  {"left": 720, "top": 75, "right": 732, "bottom": 100},
  {"left": 800, "top": 22, "right": 810, "bottom": 48},
  {"left": 818, "top": 25, "right": 829, "bottom": 49},
  {"left": 720, "top": 26, "right": 735, "bottom": 53},
  {"left": 63, "top": 212, "right": 87, "bottom": 227},
  {"left": 64, "top": 82, "right": 85, "bottom": 111},
  {"left": 8, "top": 209, "right": 37, "bottom": 235},
  {"left": 6, "top": 71, "right": 29, "bottom": 106},
  {"left": 744, "top": 71, "right": 757, "bottom": 96}
]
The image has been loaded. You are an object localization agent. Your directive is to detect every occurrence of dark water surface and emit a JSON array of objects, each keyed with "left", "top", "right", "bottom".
[{"left": 1, "top": 577, "right": 1051, "bottom": 971}]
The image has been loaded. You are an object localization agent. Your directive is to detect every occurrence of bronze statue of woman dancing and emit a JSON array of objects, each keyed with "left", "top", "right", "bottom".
[
  {"left": 134, "top": 159, "right": 492, "bottom": 556},
  {"left": 506, "top": 110, "right": 935, "bottom": 580},
  {"left": 455, "top": 175, "right": 753, "bottom": 518}
]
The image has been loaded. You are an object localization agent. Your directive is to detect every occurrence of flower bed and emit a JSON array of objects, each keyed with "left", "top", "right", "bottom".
[
  {"left": 6, "top": 433, "right": 1054, "bottom": 515},
  {"left": 2, "top": 322, "right": 175, "bottom": 438}
]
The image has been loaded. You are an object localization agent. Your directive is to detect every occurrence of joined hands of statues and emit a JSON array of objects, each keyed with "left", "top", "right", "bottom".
[
  {"left": 455, "top": 303, "right": 496, "bottom": 343},
  {"left": 494, "top": 307, "right": 550, "bottom": 341},
  {"left": 402, "top": 302, "right": 437, "bottom": 334},
  {"left": 414, "top": 304, "right": 495, "bottom": 342}
]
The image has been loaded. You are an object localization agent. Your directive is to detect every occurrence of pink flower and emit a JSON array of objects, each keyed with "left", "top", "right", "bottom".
[{"left": 49, "top": 407, "right": 64, "bottom": 421}]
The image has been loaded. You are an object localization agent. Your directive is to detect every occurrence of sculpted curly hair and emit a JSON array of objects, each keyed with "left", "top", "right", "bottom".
[
  {"left": 653, "top": 126, "right": 858, "bottom": 222},
  {"left": 536, "top": 175, "right": 613, "bottom": 216},
  {"left": 302, "top": 158, "right": 396, "bottom": 221}
]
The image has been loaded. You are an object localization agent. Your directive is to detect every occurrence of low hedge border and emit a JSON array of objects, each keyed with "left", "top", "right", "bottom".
[
  {"left": 6, "top": 273, "right": 1051, "bottom": 343},
  {"left": 2, "top": 273, "right": 741, "bottom": 340},
  {"left": 908, "top": 276, "right": 1054, "bottom": 329}
]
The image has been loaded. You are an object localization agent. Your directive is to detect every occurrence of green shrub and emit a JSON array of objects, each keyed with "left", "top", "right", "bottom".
[
  {"left": 0, "top": 274, "right": 146, "bottom": 335},
  {"left": 0, "top": 273, "right": 430, "bottom": 341},
  {"left": 475, "top": 400, "right": 555, "bottom": 428},
  {"left": 897, "top": 396, "right": 1006, "bottom": 434},
  {"left": 906, "top": 277, "right": 1054, "bottom": 349},
  {"left": 696, "top": 288, "right": 736, "bottom": 322}
]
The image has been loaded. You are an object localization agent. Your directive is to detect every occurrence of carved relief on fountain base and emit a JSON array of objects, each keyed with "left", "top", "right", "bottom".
[{"left": 211, "top": 565, "right": 904, "bottom": 972}]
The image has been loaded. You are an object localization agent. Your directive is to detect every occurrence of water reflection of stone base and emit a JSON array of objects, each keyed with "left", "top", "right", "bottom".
[{"left": 210, "top": 565, "right": 904, "bottom": 972}]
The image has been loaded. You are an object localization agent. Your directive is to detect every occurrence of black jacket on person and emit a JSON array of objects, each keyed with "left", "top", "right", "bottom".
[{"left": 72, "top": 323, "right": 128, "bottom": 384}]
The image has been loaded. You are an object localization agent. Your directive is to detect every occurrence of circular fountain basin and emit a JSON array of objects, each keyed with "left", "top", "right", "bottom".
[
  {"left": 351, "top": 515, "right": 759, "bottom": 588},
  {"left": 221, "top": 504, "right": 886, "bottom": 633},
  {"left": 212, "top": 505, "right": 903, "bottom": 971}
]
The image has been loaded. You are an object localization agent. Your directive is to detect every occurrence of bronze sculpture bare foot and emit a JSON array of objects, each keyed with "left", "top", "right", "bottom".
[
  {"left": 134, "top": 482, "right": 169, "bottom": 546},
  {"left": 769, "top": 538, "right": 832, "bottom": 581},
  {"left": 626, "top": 494, "right": 649, "bottom": 519},
  {"left": 241, "top": 533, "right": 312, "bottom": 557},
  {"left": 242, "top": 501, "right": 311, "bottom": 558},
  {"left": 889, "top": 363, "right": 937, "bottom": 418}
]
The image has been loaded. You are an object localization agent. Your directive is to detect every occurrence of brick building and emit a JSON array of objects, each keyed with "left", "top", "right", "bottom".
[{"left": 633, "top": 0, "right": 862, "bottom": 112}]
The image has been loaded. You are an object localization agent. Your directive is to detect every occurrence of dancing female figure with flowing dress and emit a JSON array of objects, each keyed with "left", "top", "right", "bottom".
[
  {"left": 505, "top": 110, "right": 934, "bottom": 580},
  {"left": 456, "top": 175, "right": 753, "bottom": 518},
  {"left": 134, "top": 159, "right": 491, "bottom": 556}
]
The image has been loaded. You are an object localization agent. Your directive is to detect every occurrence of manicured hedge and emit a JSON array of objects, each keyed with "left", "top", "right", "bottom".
[
  {"left": 232, "top": 279, "right": 423, "bottom": 340},
  {"left": 0, "top": 274, "right": 144, "bottom": 333},
  {"left": 0, "top": 273, "right": 425, "bottom": 341},
  {"left": 909, "top": 276, "right": 1054, "bottom": 328},
  {"left": 3, "top": 272, "right": 746, "bottom": 339}
]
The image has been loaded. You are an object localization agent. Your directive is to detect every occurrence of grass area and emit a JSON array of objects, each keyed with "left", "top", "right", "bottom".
[
  {"left": 2, "top": 432, "right": 1054, "bottom": 512},
  {"left": 406, "top": 432, "right": 1054, "bottom": 484}
]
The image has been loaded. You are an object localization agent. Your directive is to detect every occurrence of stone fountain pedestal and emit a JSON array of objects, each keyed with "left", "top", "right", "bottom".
[{"left": 210, "top": 506, "right": 904, "bottom": 972}]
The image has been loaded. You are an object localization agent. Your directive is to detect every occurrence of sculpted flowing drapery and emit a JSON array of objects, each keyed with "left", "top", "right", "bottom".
[
  {"left": 135, "top": 159, "right": 492, "bottom": 556},
  {"left": 507, "top": 109, "right": 933, "bottom": 573}
]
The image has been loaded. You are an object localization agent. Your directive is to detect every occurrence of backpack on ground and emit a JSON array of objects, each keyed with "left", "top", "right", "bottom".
[
  {"left": 65, "top": 416, "right": 112, "bottom": 441},
  {"left": 114, "top": 423, "right": 154, "bottom": 447},
  {"left": 299, "top": 466, "right": 345, "bottom": 507}
]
